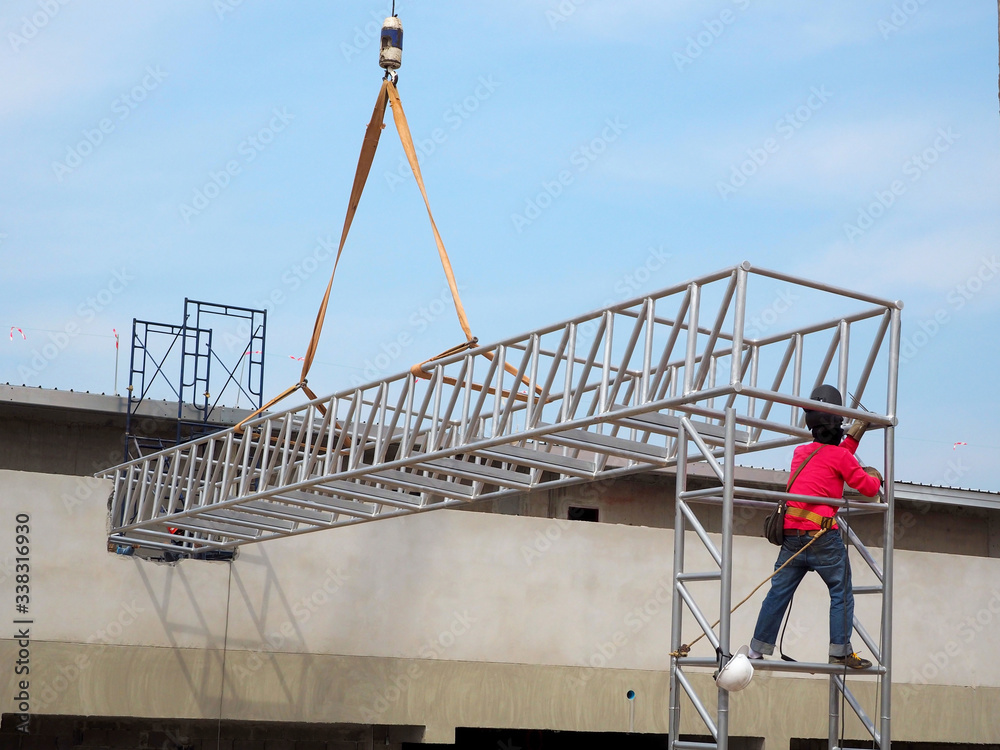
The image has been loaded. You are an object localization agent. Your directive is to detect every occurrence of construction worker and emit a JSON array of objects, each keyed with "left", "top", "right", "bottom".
[{"left": 748, "top": 385, "right": 883, "bottom": 668}]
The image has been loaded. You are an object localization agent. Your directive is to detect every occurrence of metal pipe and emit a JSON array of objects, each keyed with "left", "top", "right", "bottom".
[
  {"left": 679, "top": 501, "right": 722, "bottom": 567},
  {"left": 692, "top": 272, "right": 737, "bottom": 392},
  {"left": 792, "top": 333, "right": 803, "bottom": 427},
  {"left": 600, "top": 311, "right": 614, "bottom": 413},
  {"left": 747, "top": 264, "right": 898, "bottom": 308},
  {"left": 852, "top": 615, "right": 881, "bottom": 663},
  {"left": 650, "top": 290, "right": 690, "bottom": 401},
  {"left": 677, "top": 571, "right": 722, "bottom": 582},
  {"left": 607, "top": 308, "right": 646, "bottom": 408},
  {"left": 737, "top": 387, "right": 892, "bottom": 427},
  {"left": 491, "top": 345, "right": 506, "bottom": 435},
  {"left": 680, "top": 418, "right": 726, "bottom": 484},
  {"left": 837, "top": 319, "right": 850, "bottom": 408},
  {"left": 849, "top": 310, "right": 890, "bottom": 410},
  {"left": 845, "top": 524, "right": 883, "bottom": 582},
  {"left": 669, "top": 421, "right": 688, "bottom": 750},
  {"left": 881, "top": 303, "right": 902, "bottom": 750},
  {"left": 833, "top": 676, "right": 880, "bottom": 745},
  {"left": 676, "top": 582, "right": 721, "bottom": 652},
  {"left": 642, "top": 298, "right": 655, "bottom": 400},
  {"left": 852, "top": 585, "right": 884, "bottom": 595},
  {"left": 730, "top": 264, "right": 748, "bottom": 386},
  {"left": 684, "top": 283, "right": 700, "bottom": 395},
  {"left": 566, "top": 318, "right": 605, "bottom": 420},
  {"left": 526, "top": 334, "right": 540, "bottom": 428},
  {"left": 675, "top": 668, "right": 719, "bottom": 740},
  {"left": 676, "top": 657, "right": 885, "bottom": 675},
  {"left": 814, "top": 327, "right": 841, "bottom": 396},
  {"left": 715, "top": 408, "right": 736, "bottom": 750},
  {"left": 828, "top": 673, "right": 840, "bottom": 750}
]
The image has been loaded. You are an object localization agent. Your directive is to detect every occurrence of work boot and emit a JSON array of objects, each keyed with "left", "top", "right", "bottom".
[{"left": 829, "top": 652, "right": 872, "bottom": 669}]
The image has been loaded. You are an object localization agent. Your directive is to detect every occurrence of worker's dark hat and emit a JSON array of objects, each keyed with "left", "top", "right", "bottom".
[{"left": 803, "top": 384, "right": 843, "bottom": 430}]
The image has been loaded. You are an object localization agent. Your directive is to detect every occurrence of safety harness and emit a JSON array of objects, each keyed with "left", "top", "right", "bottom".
[{"left": 785, "top": 506, "right": 835, "bottom": 530}]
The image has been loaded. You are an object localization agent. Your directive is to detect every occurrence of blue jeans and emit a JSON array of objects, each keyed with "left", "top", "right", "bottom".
[{"left": 750, "top": 530, "right": 855, "bottom": 658}]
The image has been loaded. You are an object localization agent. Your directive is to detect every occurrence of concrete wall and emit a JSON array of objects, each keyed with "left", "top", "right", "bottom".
[
  {"left": 0, "top": 386, "right": 253, "bottom": 476},
  {"left": 2, "top": 470, "right": 1000, "bottom": 746},
  {"left": 483, "top": 472, "right": 1000, "bottom": 561}
]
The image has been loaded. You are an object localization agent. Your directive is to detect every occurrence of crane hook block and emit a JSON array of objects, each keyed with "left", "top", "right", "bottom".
[{"left": 379, "top": 16, "right": 403, "bottom": 71}]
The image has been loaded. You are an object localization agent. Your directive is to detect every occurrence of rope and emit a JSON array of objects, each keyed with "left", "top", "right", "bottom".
[{"left": 670, "top": 529, "right": 828, "bottom": 658}]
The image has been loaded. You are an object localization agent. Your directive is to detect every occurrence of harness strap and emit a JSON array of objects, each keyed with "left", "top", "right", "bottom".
[
  {"left": 786, "top": 446, "right": 822, "bottom": 492},
  {"left": 785, "top": 506, "right": 835, "bottom": 529}
]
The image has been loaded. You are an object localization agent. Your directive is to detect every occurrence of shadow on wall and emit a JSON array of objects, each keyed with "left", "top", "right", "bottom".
[{"left": 132, "top": 559, "right": 230, "bottom": 703}]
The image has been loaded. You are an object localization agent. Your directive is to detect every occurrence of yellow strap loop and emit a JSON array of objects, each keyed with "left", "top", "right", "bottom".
[{"left": 386, "top": 80, "right": 473, "bottom": 342}]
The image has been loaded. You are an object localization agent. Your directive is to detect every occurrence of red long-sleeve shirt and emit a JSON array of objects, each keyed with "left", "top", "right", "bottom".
[{"left": 785, "top": 436, "right": 881, "bottom": 531}]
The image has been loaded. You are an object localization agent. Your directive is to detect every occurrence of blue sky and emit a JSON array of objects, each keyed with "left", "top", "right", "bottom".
[{"left": 2, "top": 1, "right": 998, "bottom": 491}]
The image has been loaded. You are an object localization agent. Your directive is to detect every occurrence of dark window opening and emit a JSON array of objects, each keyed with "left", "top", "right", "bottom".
[{"left": 568, "top": 506, "right": 599, "bottom": 522}]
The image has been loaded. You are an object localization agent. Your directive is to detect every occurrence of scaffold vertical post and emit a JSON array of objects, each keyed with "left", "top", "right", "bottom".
[
  {"left": 669, "top": 420, "right": 688, "bottom": 748},
  {"left": 828, "top": 679, "right": 840, "bottom": 749},
  {"left": 730, "top": 265, "right": 748, "bottom": 386},
  {"left": 717, "top": 407, "right": 737, "bottom": 750},
  {"left": 881, "top": 304, "right": 902, "bottom": 749}
]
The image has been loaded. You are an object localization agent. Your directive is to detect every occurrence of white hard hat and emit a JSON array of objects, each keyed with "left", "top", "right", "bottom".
[{"left": 715, "top": 645, "right": 754, "bottom": 692}]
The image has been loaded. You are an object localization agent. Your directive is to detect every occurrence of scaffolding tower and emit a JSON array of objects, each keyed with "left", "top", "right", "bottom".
[
  {"left": 100, "top": 262, "right": 899, "bottom": 747},
  {"left": 125, "top": 299, "right": 267, "bottom": 460},
  {"left": 669, "top": 407, "right": 895, "bottom": 749}
]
